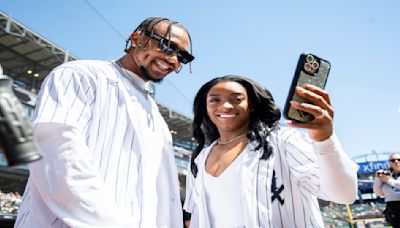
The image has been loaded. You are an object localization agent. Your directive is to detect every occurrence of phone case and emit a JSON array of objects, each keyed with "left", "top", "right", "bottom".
[{"left": 283, "top": 53, "right": 331, "bottom": 123}]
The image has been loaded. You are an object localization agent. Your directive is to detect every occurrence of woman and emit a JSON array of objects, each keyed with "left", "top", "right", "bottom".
[
  {"left": 184, "top": 75, "right": 358, "bottom": 227},
  {"left": 373, "top": 153, "right": 400, "bottom": 227}
]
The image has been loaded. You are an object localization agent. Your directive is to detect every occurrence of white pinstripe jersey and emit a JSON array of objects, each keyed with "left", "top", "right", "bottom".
[
  {"left": 15, "top": 60, "right": 182, "bottom": 228},
  {"left": 184, "top": 127, "right": 358, "bottom": 228}
]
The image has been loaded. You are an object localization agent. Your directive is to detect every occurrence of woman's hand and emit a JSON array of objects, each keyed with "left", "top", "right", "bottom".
[{"left": 286, "top": 84, "right": 333, "bottom": 142}]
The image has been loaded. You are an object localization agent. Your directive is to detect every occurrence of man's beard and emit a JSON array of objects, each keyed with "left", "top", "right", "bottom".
[{"left": 140, "top": 66, "right": 163, "bottom": 83}]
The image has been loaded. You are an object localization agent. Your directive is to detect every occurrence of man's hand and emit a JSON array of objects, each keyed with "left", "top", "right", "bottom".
[
  {"left": 286, "top": 84, "right": 333, "bottom": 142},
  {"left": 376, "top": 169, "right": 391, "bottom": 182}
]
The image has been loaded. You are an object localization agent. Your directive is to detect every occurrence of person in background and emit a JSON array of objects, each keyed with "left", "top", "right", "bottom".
[
  {"left": 374, "top": 153, "right": 400, "bottom": 228},
  {"left": 184, "top": 75, "right": 358, "bottom": 227},
  {"left": 15, "top": 17, "right": 194, "bottom": 228}
]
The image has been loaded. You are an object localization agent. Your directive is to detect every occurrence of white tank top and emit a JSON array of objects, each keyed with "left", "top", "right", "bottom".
[{"left": 203, "top": 151, "right": 246, "bottom": 228}]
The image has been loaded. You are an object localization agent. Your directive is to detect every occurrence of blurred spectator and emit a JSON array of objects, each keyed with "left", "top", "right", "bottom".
[{"left": 373, "top": 153, "right": 400, "bottom": 227}]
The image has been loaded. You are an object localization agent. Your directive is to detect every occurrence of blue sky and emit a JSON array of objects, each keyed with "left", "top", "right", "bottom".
[{"left": 2, "top": 0, "right": 399, "bottom": 159}]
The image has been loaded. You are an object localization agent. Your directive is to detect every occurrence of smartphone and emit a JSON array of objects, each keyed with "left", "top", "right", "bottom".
[
  {"left": 377, "top": 170, "right": 391, "bottom": 176},
  {"left": 283, "top": 53, "right": 331, "bottom": 123}
]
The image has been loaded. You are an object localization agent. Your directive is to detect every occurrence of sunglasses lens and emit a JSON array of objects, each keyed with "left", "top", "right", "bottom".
[
  {"left": 178, "top": 51, "right": 194, "bottom": 64},
  {"left": 391, "top": 159, "right": 400, "bottom": 162},
  {"left": 159, "top": 40, "right": 175, "bottom": 55},
  {"left": 158, "top": 38, "right": 194, "bottom": 64}
]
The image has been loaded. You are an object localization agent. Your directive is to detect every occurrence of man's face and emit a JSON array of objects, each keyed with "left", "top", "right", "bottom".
[
  {"left": 390, "top": 154, "right": 400, "bottom": 172},
  {"left": 131, "top": 22, "right": 190, "bottom": 82}
]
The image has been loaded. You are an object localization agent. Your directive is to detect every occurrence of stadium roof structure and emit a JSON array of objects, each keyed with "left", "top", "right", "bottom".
[
  {"left": 352, "top": 151, "right": 395, "bottom": 163},
  {"left": 0, "top": 10, "right": 194, "bottom": 144},
  {"left": 0, "top": 11, "right": 77, "bottom": 92}
]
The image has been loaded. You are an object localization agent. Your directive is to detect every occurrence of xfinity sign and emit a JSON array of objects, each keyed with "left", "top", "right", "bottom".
[{"left": 357, "top": 161, "right": 389, "bottom": 174}]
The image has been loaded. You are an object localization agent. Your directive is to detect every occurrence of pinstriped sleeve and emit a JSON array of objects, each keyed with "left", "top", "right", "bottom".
[
  {"left": 282, "top": 129, "right": 321, "bottom": 195},
  {"left": 33, "top": 65, "right": 95, "bottom": 131},
  {"left": 282, "top": 129, "right": 358, "bottom": 204}
]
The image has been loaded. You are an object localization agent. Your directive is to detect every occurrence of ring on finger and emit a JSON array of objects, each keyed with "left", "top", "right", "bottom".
[{"left": 316, "top": 109, "right": 329, "bottom": 119}]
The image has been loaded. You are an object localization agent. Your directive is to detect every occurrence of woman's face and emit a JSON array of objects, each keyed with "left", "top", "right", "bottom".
[
  {"left": 390, "top": 153, "right": 400, "bottom": 172},
  {"left": 206, "top": 81, "right": 251, "bottom": 135}
]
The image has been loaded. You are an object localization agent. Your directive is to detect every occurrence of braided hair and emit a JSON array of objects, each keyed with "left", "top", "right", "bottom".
[{"left": 191, "top": 75, "right": 281, "bottom": 177}]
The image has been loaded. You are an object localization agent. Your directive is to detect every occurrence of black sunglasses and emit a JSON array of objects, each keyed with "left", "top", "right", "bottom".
[
  {"left": 390, "top": 158, "right": 400, "bottom": 163},
  {"left": 143, "top": 30, "right": 194, "bottom": 64}
]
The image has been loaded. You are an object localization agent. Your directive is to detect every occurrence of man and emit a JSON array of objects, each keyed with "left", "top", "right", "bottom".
[{"left": 15, "top": 17, "right": 194, "bottom": 228}]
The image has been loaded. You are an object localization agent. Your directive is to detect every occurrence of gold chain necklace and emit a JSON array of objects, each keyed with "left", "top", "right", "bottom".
[{"left": 217, "top": 132, "right": 247, "bottom": 145}]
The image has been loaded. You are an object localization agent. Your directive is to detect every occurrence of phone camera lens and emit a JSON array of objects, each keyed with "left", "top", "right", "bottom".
[
  {"left": 306, "top": 54, "right": 315, "bottom": 63},
  {"left": 311, "top": 61, "right": 319, "bottom": 70},
  {"left": 304, "top": 63, "right": 312, "bottom": 72}
]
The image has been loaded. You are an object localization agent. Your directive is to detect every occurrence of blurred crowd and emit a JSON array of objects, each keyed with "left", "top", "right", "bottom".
[
  {"left": 321, "top": 201, "right": 388, "bottom": 227},
  {"left": 0, "top": 189, "right": 392, "bottom": 227}
]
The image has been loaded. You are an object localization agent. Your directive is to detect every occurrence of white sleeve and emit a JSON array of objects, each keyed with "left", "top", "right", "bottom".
[
  {"left": 313, "top": 133, "right": 359, "bottom": 204},
  {"left": 387, "top": 178, "right": 400, "bottom": 189},
  {"left": 373, "top": 177, "right": 384, "bottom": 197},
  {"left": 29, "top": 123, "right": 127, "bottom": 227},
  {"left": 183, "top": 163, "right": 195, "bottom": 214}
]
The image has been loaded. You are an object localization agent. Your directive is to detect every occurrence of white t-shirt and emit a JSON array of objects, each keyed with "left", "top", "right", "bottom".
[{"left": 203, "top": 149, "right": 246, "bottom": 228}]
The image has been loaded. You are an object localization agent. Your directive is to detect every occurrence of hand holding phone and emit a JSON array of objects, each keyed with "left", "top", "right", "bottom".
[
  {"left": 283, "top": 53, "right": 331, "bottom": 123},
  {"left": 376, "top": 170, "right": 391, "bottom": 177}
]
